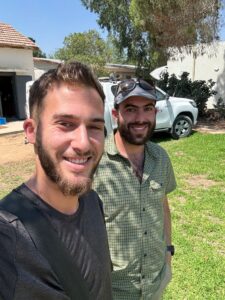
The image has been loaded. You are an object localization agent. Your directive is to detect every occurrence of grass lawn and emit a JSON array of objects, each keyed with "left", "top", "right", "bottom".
[
  {"left": 0, "top": 131, "right": 224, "bottom": 299},
  {"left": 154, "top": 131, "right": 225, "bottom": 299}
]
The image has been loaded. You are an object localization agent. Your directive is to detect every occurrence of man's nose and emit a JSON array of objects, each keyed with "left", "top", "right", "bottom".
[
  {"left": 71, "top": 125, "right": 90, "bottom": 152},
  {"left": 135, "top": 110, "right": 145, "bottom": 123}
]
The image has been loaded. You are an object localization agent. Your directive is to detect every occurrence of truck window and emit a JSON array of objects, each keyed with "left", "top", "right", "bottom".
[{"left": 156, "top": 89, "right": 166, "bottom": 101}]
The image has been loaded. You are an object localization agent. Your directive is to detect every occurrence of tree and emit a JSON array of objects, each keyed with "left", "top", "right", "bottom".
[
  {"left": 81, "top": 0, "right": 155, "bottom": 71},
  {"left": 53, "top": 30, "right": 108, "bottom": 76},
  {"left": 129, "top": 0, "right": 221, "bottom": 49},
  {"left": 28, "top": 37, "right": 47, "bottom": 58},
  {"left": 81, "top": 0, "right": 222, "bottom": 68},
  {"left": 105, "top": 34, "right": 128, "bottom": 64}
]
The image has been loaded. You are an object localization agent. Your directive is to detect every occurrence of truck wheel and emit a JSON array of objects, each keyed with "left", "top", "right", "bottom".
[{"left": 171, "top": 115, "right": 193, "bottom": 139}]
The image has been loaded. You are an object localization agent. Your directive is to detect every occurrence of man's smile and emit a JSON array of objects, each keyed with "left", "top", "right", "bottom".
[{"left": 64, "top": 157, "right": 91, "bottom": 165}]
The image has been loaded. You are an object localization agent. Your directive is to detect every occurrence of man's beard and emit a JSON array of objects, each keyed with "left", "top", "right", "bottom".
[
  {"left": 35, "top": 123, "right": 98, "bottom": 197},
  {"left": 118, "top": 120, "right": 155, "bottom": 145}
]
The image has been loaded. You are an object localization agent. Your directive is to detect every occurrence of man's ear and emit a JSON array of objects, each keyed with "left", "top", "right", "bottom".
[
  {"left": 23, "top": 119, "right": 37, "bottom": 144},
  {"left": 112, "top": 108, "right": 118, "bottom": 120}
]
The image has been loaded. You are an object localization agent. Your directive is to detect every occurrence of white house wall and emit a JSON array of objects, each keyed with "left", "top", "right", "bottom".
[
  {"left": 34, "top": 62, "right": 59, "bottom": 80},
  {"left": 0, "top": 47, "right": 34, "bottom": 77},
  {"left": 167, "top": 42, "right": 225, "bottom": 107}
]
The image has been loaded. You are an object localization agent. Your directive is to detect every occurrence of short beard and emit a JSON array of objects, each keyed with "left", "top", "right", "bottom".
[
  {"left": 118, "top": 120, "right": 155, "bottom": 145},
  {"left": 35, "top": 123, "right": 94, "bottom": 197}
]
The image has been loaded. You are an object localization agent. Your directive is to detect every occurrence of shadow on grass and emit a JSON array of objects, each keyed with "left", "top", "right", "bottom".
[{"left": 152, "top": 130, "right": 198, "bottom": 143}]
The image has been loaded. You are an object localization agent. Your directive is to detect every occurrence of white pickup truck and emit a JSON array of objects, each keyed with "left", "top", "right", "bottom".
[{"left": 101, "top": 81, "right": 198, "bottom": 139}]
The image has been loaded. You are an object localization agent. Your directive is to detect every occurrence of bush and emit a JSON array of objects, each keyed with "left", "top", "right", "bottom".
[{"left": 157, "top": 72, "right": 217, "bottom": 117}]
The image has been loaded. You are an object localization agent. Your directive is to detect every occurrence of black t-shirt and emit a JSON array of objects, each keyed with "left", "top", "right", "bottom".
[{"left": 0, "top": 184, "right": 112, "bottom": 300}]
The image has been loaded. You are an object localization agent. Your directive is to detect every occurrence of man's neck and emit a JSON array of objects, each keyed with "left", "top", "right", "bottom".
[
  {"left": 114, "top": 131, "right": 145, "bottom": 181},
  {"left": 26, "top": 175, "right": 79, "bottom": 215}
]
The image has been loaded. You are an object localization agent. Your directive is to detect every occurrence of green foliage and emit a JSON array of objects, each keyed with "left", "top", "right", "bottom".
[
  {"left": 33, "top": 49, "right": 47, "bottom": 58},
  {"left": 81, "top": 0, "right": 168, "bottom": 70},
  {"left": 129, "top": 0, "right": 221, "bottom": 48},
  {"left": 157, "top": 72, "right": 217, "bottom": 116},
  {"left": 53, "top": 30, "right": 108, "bottom": 76},
  {"left": 81, "top": 0, "right": 221, "bottom": 69},
  {"left": 105, "top": 34, "right": 128, "bottom": 64},
  {"left": 28, "top": 37, "right": 46, "bottom": 58}
]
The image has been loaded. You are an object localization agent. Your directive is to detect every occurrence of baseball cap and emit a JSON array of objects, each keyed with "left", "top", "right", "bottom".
[{"left": 114, "top": 79, "right": 157, "bottom": 105}]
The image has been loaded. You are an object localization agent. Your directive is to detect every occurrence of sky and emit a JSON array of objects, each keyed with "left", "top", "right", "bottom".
[
  {"left": 0, "top": 0, "right": 107, "bottom": 56},
  {"left": 0, "top": 0, "right": 225, "bottom": 57}
]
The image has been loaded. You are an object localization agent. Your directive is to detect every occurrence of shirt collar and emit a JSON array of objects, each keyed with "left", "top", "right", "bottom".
[{"left": 105, "top": 133, "right": 119, "bottom": 156}]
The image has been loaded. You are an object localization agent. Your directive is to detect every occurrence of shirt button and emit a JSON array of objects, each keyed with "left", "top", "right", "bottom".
[
  {"left": 144, "top": 253, "right": 147, "bottom": 257},
  {"left": 144, "top": 231, "right": 147, "bottom": 235},
  {"left": 142, "top": 275, "right": 145, "bottom": 279},
  {"left": 142, "top": 208, "right": 145, "bottom": 211}
]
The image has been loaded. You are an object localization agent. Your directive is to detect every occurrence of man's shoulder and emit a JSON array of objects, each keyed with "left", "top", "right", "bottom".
[
  {"left": 0, "top": 190, "right": 20, "bottom": 223},
  {"left": 0, "top": 199, "right": 18, "bottom": 246},
  {"left": 0, "top": 185, "right": 37, "bottom": 226},
  {"left": 146, "top": 141, "right": 170, "bottom": 160}
]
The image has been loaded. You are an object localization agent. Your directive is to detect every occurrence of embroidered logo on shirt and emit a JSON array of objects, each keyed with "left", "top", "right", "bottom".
[{"left": 150, "top": 180, "right": 161, "bottom": 190}]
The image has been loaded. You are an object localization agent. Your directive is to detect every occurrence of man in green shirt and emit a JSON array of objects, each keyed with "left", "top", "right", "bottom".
[{"left": 93, "top": 79, "right": 176, "bottom": 299}]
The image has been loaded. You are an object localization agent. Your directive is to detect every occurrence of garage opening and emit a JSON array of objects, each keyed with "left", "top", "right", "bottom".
[{"left": 0, "top": 75, "right": 16, "bottom": 119}]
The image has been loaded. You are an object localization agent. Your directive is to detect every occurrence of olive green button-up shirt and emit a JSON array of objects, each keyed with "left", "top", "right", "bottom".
[{"left": 93, "top": 134, "right": 176, "bottom": 300}]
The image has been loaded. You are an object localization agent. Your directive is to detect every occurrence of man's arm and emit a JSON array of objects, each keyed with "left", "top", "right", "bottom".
[{"left": 163, "top": 196, "right": 172, "bottom": 264}]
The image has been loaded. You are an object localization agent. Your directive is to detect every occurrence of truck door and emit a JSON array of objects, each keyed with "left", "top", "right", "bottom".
[
  {"left": 102, "top": 82, "right": 117, "bottom": 135},
  {"left": 155, "top": 88, "right": 172, "bottom": 129}
]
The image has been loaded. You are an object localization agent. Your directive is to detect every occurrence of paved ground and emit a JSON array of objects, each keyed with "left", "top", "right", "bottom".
[{"left": 0, "top": 120, "right": 24, "bottom": 135}]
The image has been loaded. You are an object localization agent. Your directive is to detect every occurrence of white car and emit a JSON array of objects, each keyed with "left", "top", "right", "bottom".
[{"left": 101, "top": 81, "right": 198, "bottom": 139}]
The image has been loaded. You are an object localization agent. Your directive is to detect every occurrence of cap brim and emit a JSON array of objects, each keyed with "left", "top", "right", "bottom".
[{"left": 115, "top": 85, "right": 157, "bottom": 105}]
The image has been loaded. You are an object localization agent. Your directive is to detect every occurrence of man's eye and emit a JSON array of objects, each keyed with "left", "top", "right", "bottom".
[
  {"left": 89, "top": 124, "right": 104, "bottom": 131},
  {"left": 145, "top": 106, "right": 155, "bottom": 111},
  {"left": 58, "top": 122, "right": 73, "bottom": 128},
  {"left": 126, "top": 108, "right": 136, "bottom": 112}
]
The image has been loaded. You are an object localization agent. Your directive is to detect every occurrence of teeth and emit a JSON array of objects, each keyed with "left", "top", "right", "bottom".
[
  {"left": 133, "top": 126, "right": 145, "bottom": 129},
  {"left": 66, "top": 158, "right": 88, "bottom": 164}
]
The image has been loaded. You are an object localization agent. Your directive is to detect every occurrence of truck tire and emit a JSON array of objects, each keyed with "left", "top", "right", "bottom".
[{"left": 171, "top": 115, "right": 193, "bottom": 139}]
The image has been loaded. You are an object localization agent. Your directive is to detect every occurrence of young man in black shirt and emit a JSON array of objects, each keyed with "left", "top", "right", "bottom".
[{"left": 0, "top": 62, "right": 112, "bottom": 300}]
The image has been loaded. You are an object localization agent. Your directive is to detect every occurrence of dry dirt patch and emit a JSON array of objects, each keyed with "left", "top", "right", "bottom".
[
  {"left": 185, "top": 174, "right": 217, "bottom": 189},
  {"left": 0, "top": 133, "right": 34, "bottom": 164},
  {"left": 194, "top": 119, "right": 225, "bottom": 134}
]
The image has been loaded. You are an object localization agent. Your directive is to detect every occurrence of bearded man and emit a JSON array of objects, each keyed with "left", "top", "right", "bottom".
[
  {"left": 0, "top": 62, "right": 112, "bottom": 300},
  {"left": 93, "top": 79, "right": 176, "bottom": 300}
]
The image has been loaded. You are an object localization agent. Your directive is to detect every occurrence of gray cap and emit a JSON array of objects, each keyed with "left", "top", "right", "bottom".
[{"left": 115, "top": 84, "right": 157, "bottom": 105}]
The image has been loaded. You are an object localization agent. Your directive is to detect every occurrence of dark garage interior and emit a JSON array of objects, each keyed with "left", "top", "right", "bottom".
[{"left": 0, "top": 75, "right": 16, "bottom": 119}]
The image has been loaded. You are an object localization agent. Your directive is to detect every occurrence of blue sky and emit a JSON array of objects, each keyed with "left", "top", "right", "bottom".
[
  {"left": 0, "top": 0, "right": 225, "bottom": 56},
  {"left": 0, "top": 0, "right": 107, "bottom": 56}
]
